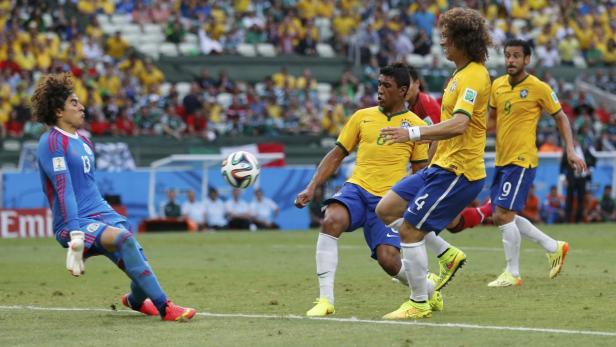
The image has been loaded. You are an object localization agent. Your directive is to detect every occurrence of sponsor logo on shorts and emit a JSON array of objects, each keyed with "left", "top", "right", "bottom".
[{"left": 86, "top": 223, "right": 100, "bottom": 233}]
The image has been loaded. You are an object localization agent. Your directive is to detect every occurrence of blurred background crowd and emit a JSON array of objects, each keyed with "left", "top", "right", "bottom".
[{"left": 0, "top": 0, "right": 614, "bottom": 151}]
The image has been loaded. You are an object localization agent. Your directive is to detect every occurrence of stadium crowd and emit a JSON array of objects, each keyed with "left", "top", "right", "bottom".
[{"left": 0, "top": 0, "right": 615, "bottom": 152}]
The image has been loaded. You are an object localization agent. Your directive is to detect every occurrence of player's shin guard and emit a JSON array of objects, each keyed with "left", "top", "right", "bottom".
[{"left": 114, "top": 231, "right": 168, "bottom": 316}]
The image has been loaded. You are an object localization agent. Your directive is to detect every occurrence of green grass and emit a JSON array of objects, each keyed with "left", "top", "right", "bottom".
[{"left": 1, "top": 224, "right": 616, "bottom": 346}]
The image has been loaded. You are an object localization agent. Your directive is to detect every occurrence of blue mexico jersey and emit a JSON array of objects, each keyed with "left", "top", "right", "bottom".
[{"left": 37, "top": 127, "right": 114, "bottom": 234}]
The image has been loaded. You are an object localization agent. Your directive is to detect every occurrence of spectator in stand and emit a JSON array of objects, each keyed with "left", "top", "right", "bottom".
[
  {"left": 22, "top": 112, "right": 45, "bottom": 139},
  {"left": 164, "top": 16, "right": 186, "bottom": 44},
  {"left": 162, "top": 189, "right": 181, "bottom": 218},
  {"left": 542, "top": 185, "right": 565, "bottom": 224},
  {"left": 105, "top": 31, "right": 129, "bottom": 60},
  {"left": 216, "top": 70, "right": 235, "bottom": 93},
  {"left": 112, "top": 107, "right": 135, "bottom": 136},
  {"left": 148, "top": 0, "right": 171, "bottom": 24},
  {"left": 226, "top": 94, "right": 248, "bottom": 135},
  {"left": 139, "top": 59, "right": 165, "bottom": 94},
  {"left": 204, "top": 187, "right": 227, "bottom": 230},
  {"left": 412, "top": 29, "right": 432, "bottom": 56},
  {"left": 557, "top": 33, "right": 579, "bottom": 66},
  {"left": 195, "top": 67, "right": 216, "bottom": 90},
  {"left": 250, "top": 189, "right": 280, "bottom": 230},
  {"left": 182, "top": 190, "right": 206, "bottom": 231},
  {"left": 539, "top": 134, "right": 563, "bottom": 153},
  {"left": 536, "top": 40, "right": 560, "bottom": 67},
  {"left": 410, "top": 1, "right": 436, "bottom": 40},
  {"left": 182, "top": 82, "right": 203, "bottom": 119},
  {"left": 224, "top": 188, "right": 253, "bottom": 230},
  {"left": 599, "top": 185, "right": 616, "bottom": 221},
  {"left": 89, "top": 112, "right": 111, "bottom": 136},
  {"left": 520, "top": 185, "right": 542, "bottom": 224},
  {"left": 583, "top": 191, "right": 602, "bottom": 223},
  {"left": 5, "top": 110, "right": 23, "bottom": 137}
]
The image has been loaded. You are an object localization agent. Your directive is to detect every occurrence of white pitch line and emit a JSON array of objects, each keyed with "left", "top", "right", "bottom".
[
  {"left": 270, "top": 244, "right": 584, "bottom": 253},
  {"left": 1, "top": 305, "right": 615, "bottom": 337}
]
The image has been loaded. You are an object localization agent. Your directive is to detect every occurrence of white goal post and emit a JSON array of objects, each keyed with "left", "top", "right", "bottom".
[{"left": 147, "top": 153, "right": 285, "bottom": 217}]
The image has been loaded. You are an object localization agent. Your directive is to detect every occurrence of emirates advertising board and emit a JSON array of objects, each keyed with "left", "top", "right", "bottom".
[{"left": 0, "top": 209, "right": 54, "bottom": 238}]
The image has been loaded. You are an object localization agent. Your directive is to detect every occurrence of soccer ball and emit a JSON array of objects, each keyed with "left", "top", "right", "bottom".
[{"left": 221, "top": 151, "right": 260, "bottom": 189}]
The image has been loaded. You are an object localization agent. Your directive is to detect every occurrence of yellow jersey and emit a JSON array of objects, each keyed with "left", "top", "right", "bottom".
[
  {"left": 337, "top": 106, "right": 429, "bottom": 196},
  {"left": 490, "top": 74, "right": 561, "bottom": 168},
  {"left": 432, "top": 62, "right": 490, "bottom": 181}
]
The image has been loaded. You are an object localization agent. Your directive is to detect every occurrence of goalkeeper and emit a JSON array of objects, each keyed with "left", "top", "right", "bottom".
[{"left": 33, "top": 73, "right": 196, "bottom": 322}]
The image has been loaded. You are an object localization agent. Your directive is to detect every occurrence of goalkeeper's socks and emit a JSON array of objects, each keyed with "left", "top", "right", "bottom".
[
  {"left": 126, "top": 281, "right": 148, "bottom": 310},
  {"left": 114, "top": 232, "right": 168, "bottom": 316}
]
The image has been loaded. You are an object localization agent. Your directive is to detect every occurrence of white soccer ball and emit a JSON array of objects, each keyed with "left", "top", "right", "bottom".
[{"left": 221, "top": 151, "right": 260, "bottom": 189}]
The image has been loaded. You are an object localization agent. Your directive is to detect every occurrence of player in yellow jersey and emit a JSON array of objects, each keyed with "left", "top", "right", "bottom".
[
  {"left": 378, "top": 7, "right": 492, "bottom": 319},
  {"left": 295, "top": 62, "right": 439, "bottom": 317},
  {"left": 484, "top": 39, "right": 586, "bottom": 287}
]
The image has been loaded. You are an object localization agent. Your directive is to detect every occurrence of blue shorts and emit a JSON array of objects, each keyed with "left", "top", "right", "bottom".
[
  {"left": 55, "top": 210, "right": 130, "bottom": 259},
  {"left": 490, "top": 165, "right": 536, "bottom": 212},
  {"left": 392, "top": 166, "right": 484, "bottom": 233},
  {"left": 324, "top": 182, "right": 399, "bottom": 259}
]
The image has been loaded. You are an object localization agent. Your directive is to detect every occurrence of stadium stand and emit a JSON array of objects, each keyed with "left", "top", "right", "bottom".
[{"left": 0, "top": 0, "right": 614, "bottom": 167}]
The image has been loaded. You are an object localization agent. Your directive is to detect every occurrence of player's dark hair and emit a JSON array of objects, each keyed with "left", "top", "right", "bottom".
[
  {"left": 504, "top": 38, "right": 532, "bottom": 56},
  {"left": 407, "top": 65, "right": 425, "bottom": 92},
  {"left": 380, "top": 62, "right": 410, "bottom": 90},
  {"left": 31, "top": 73, "right": 74, "bottom": 126},
  {"left": 438, "top": 7, "right": 492, "bottom": 64}
]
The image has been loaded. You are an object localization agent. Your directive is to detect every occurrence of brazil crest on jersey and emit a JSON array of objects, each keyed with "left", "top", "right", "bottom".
[
  {"left": 336, "top": 106, "right": 428, "bottom": 197},
  {"left": 37, "top": 127, "right": 115, "bottom": 234},
  {"left": 490, "top": 74, "right": 562, "bottom": 168},
  {"left": 431, "top": 62, "right": 490, "bottom": 181}
]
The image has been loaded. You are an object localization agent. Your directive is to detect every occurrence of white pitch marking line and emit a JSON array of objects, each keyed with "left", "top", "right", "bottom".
[{"left": 0, "top": 305, "right": 615, "bottom": 337}]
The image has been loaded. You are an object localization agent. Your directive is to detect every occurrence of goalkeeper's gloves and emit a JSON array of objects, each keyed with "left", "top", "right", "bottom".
[{"left": 66, "top": 231, "right": 85, "bottom": 277}]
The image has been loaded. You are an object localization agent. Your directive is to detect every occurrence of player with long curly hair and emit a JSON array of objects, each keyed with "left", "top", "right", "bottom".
[{"left": 33, "top": 73, "right": 196, "bottom": 321}]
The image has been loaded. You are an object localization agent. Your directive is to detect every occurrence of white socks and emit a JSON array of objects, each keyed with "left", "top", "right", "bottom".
[
  {"left": 395, "top": 263, "right": 435, "bottom": 299},
  {"left": 316, "top": 233, "right": 338, "bottom": 304},
  {"left": 499, "top": 221, "right": 521, "bottom": 277},
  {"left": 515, "top": 215, "right": 558, "bottom": 253},
  {"left": 424, "top": 231, "right": 450, "bottom": 256},
  {"left": 388, "top": 220, "right": 449, "bottom": 257},
  {"left": 401, "top": 240, "right": 429, "bottom": 302}
]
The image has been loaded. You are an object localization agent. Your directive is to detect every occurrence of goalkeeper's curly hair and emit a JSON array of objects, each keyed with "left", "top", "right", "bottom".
[
  {"left": 30, "top": 73, "right": 74, "bottom": 126},
  {"left": 439, "top": 7, "right": 492, "bottom": 64}
]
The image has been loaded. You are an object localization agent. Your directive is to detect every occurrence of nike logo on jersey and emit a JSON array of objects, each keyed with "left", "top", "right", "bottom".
[
  {"left": 407, "top": 207, "right": 417, "bottom": 215},
  {"left": 362, "top": 120, "right": 373, "bottom": 123},
  {"left": 386, "top": 233, "right": 399, "bottom": 238},
  {"left": 497, "top": 197, "right": 507, "bottom": 201}
]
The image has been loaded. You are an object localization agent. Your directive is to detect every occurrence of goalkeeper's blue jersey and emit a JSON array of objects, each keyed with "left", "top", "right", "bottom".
[{"left": 37, "top": 127, "right": 115, "bottom": 234}]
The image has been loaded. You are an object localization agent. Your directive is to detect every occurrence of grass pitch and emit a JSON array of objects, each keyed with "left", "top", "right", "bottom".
[{"left": 1, "top": 224, "right": 615, "bottom": 346}]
